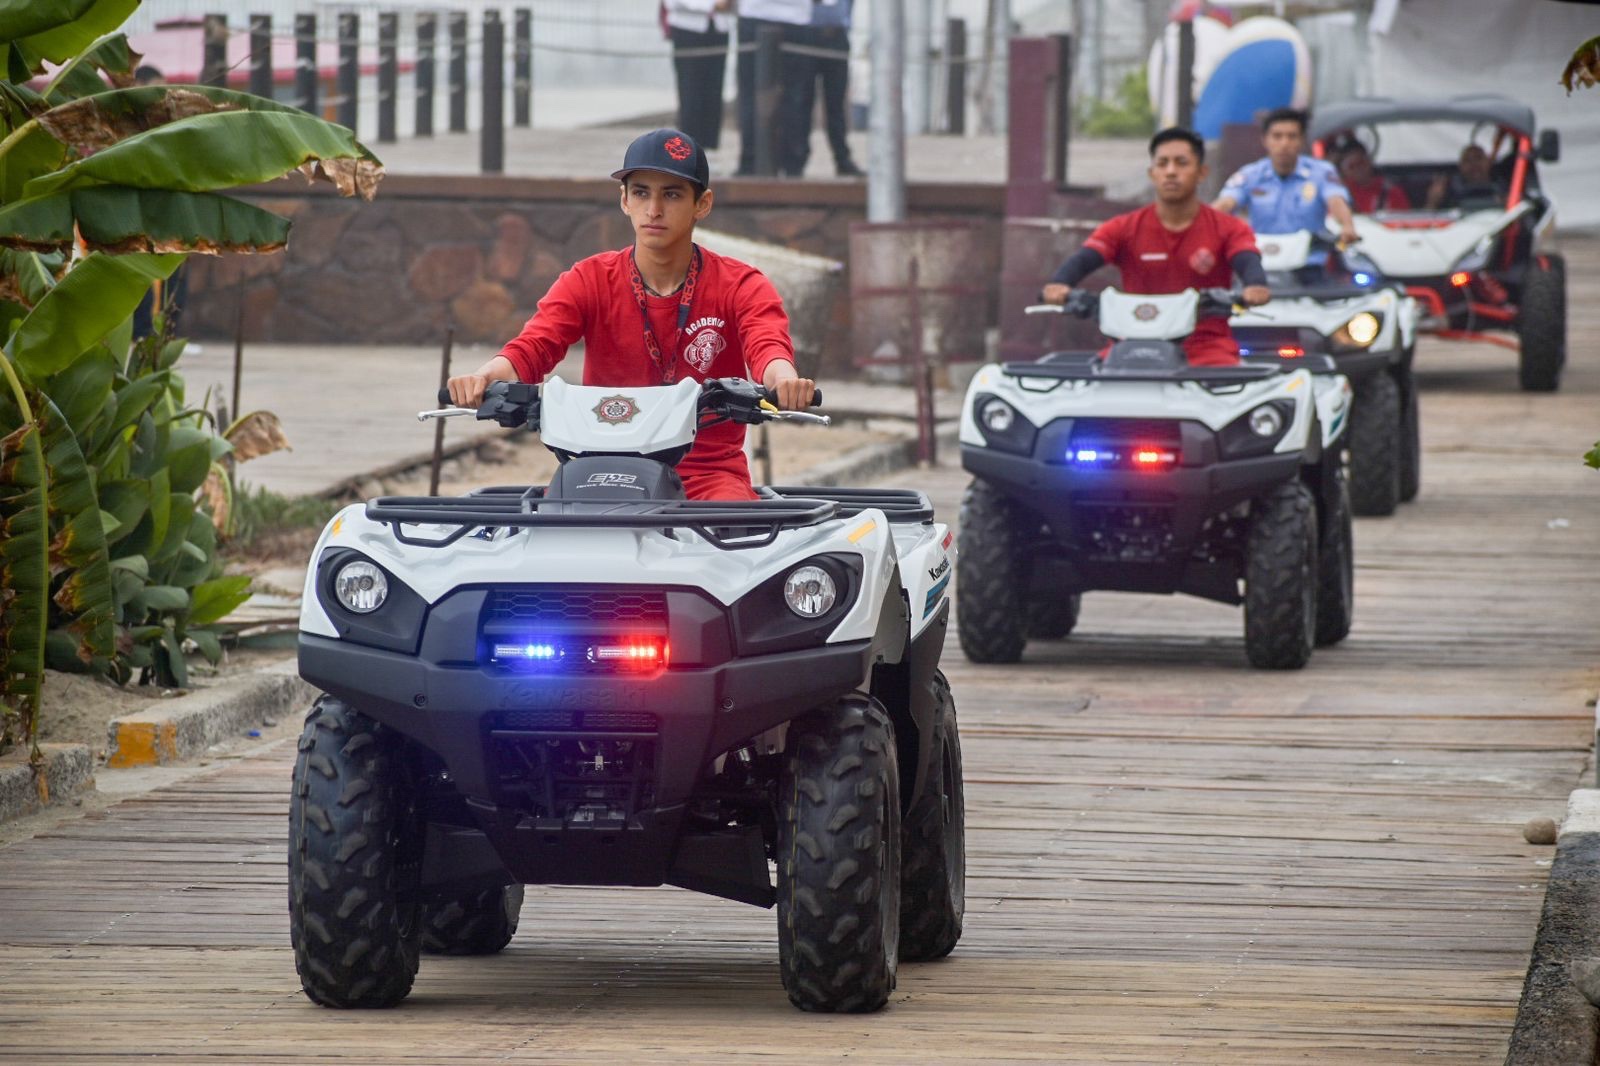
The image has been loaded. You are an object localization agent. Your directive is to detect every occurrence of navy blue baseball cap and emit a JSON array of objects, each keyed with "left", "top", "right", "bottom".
[{"left": 610, "top": 128, "right": 711, "bottom": 190}]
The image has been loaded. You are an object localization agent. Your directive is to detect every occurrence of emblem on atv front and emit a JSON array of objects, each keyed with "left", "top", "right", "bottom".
[
  {"left": 1262, "top": 242, "right": 1280, "bottom": 255},
  {"left": 1133, "top": 303, "right": 1159, "bottom": 321},
  {"left": 593, "top": 395, "right": 640, "bottom": 425}
]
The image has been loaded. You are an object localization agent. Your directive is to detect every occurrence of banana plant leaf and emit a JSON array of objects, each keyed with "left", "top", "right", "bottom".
[
  {"left": 38, "top": 393, "right": 113, "bottom": 667},
  {"left": 40, "top": 31, "right": 138, "bottom": 104},
  {"left": 0, "top": 0, "right": 97, "bottom": 45},
  {"left": 0, "top": 186, "right": 292, "bottom": 255},
  {"left": 25, "top": 109, "right": 384, "bottom": 202},
  {"left": 189, "top": 574, "right": 251, "bottom": 627},
  {"left": 8, "top": 251, "right": 182, "bottom": 378},
  {"left": 0, "top": 125, "right": 68, "bottom": 205},
  {"left": 8, "top": 0, "right": 138, "bottom": 66},
  {"left": 0, "top": 249, "right": 62, "bottom": 307},
  {"left": 0, "top": 401, "right": 47, "bottom": 753}
]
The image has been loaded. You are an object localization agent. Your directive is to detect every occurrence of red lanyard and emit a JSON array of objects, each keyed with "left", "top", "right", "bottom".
[{"left": 627, "top": 246, "right": 701, "bottom": 383}]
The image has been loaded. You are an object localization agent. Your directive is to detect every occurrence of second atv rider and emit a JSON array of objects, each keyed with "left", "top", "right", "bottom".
[
  {"left": 1041, "top": 126, "right": 1271, "bottom": 365},
  {"left": 446, "top": 127, "right": 816, "bottom": 501}
]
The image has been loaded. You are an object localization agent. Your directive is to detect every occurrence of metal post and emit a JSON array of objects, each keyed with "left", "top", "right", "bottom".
[
  {"left": 982, "top": 0, "right": 1010, "bottom": 134},
  {"left": 430, "top": 329, "right": 455, "bottom": 497},
  {"left": 201, "top": 14, "right": 228, "bottom": 88},
  {"left": 756, "top": 424, "right": 773, "bottom": 485},
  {"left": 231, "top": 300, "right": 245, "bottom": 427},
  {"left": 1176, "top": 18, "right": 1195, "bottom": 129},
  {"left": 415, "top": 13, "right": 435, "bottom": 137},
  {"left": 946, "top": 18, "right": 967, "bottom": 136},
  {"left": 377, "top": 13, "right": 397, "bottom": 143},
  {"left": 295, "top": 14, "right": 318, "bottom": 115},
  {"left": 481, "top": 12, "right": 505, "bottom": 173},
  {"left": 908, "top": 259, "right": 935, "bottom": 465},
  {"left": 753, "top": 24, "right": 782, "bottom": 177},
  {"left": 513, "top": 8, "right": 532, "bottom": 128},
  {"left": 337, "top": 13, "right": 358, "bottom": 132},
  {"left": 448, "top": 12, "right": 468, "bottom": 133},
  {"left": 905, "top": 0, "right": 931, "bottom": 136},
  {"left": 248, "top": 15, "right": 272, "bottom": 98},
  {"left": 868, "top": 0, "right": 907, "bottom": 222},
  {"left": 1052, "top": 33, "right": 1072, "bottom": 188}
]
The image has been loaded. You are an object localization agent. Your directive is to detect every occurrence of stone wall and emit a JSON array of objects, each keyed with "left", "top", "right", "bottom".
[{"left": 183, "top": 176, "right": 1008, "bottom": 380}]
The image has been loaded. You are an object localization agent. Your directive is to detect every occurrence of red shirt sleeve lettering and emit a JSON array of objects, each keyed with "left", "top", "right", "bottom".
[{"left": 498, "top": 264, "right": 589, "bottom": 384}]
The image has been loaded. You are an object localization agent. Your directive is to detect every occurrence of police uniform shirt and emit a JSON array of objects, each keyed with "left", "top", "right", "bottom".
[{"left": 1221, "top": 155, "right": 1350, "bottom": 235}]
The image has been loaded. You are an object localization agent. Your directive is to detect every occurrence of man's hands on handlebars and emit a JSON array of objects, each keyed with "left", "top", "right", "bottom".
[
  {"left": 1041, "top": 282, "right": 1072, "bottom": 305},
  {"left": 1240, "top": 285, "right": 1271, "bottom": 307},
  {"left": 446, "top": 372, "right": 494, "bottom": 408}
]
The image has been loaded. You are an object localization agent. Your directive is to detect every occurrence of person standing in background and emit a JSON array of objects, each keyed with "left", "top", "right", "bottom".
[
  {"left": 664, "top": 0, "right": 733, "bottom": 151},
  {"left": 781, "top": 0, "right": 863, "bottom": 177},
  {"left": 733, "top": 0, "right": 811, "bottom": 176}
]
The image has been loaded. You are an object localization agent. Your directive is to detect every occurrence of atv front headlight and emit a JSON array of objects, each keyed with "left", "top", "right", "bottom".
[
  {"left": 334, "top": 561, "right": 388, "bottom": 613},
  {"left": 980, "top": 397, "right": 1016, "bottom": 433},
  {"left": 1248, "top": 404, "right": 1285, "bottom": 438},
  {"left": 971, "top": 392, "right": 1038, "bottom": 455},
  {"left": 783, "top": 565, "right": 838, "bottom": 618},
  {"left": 1219, "top": 400, "right": 1296, "bottom": 459},
  {"left": 1332, "top": 312, "right": 1383, "bottom": 351}
]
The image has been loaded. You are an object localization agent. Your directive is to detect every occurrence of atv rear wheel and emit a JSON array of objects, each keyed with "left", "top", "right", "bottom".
[
  {"left": 1315, "top": 467, "right": 1354, "bottom": 647},
  {"left": 1348, "top": 370, "right": 1401, "bottom": 517},
  {"left": 421, "top": 885, "right": 523, "bottom": 956},
  {"left": 956, "top": 480, "right": 1026, "bottom": 663},
  {"left": 899, "top": 671, "right": 965, "bottom": 962},
  {"left": 1398, "top": 368, "right": 1421, "bottom": 503},
  {"left": 1026, "top": 590, "right": 1081, "bottom": 639},
  {"left": 1244, "top": 481, "right": 1318, "bottom": 670},
  {"left": 777, "top": 696, "right": 901, "bottom": 1012},
  {"left": 289, "top": 697, "right": 421, "bottom": 1008},
  {"left": 1518, "top": 253, "right": 1566, "bottom": 392}
]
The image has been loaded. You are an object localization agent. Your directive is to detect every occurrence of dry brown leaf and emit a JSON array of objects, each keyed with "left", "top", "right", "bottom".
[
  {"left": 225, "top": 410, "right": 292, "bottom": 462},
  {"left": 199, "top": 465, "right": 231, "bottom": 535},
  {"left": 37, "top": 88, "right": 239, "bottom": 155},
  {"left": 297, "top": 157, "right": 385, "bottom": 201},
  {"left": 81, "top": 235, "right": 285, "bottom": 257},
  {"left": 1562, "top": 36, "right": 1600, "bottom": 94}
]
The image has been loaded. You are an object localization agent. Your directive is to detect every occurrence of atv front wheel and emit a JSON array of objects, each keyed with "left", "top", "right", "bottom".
[
  {"left": 1027, "top": 589, "right": 1081, "bottom": 639},
  {"left": 1315, "top": 467, "right": 1355, "bottom": 647},
  {"left": 1518, "top": 253, "right": 1566, "bottom": 392},
  {"left": 899, "top": 671, "right": 965, "bottom": 962},
  {"left": 421, "top": 885, "right": 524, "bottom": 956},
  {"left": 956, "top": 480, "right": 1027, "bottom": 662},
  {"left": 1244, "top": 481, "right": 1318, "bottom": 670},
  {"left": 289, "top": 697, "right": 421, "bottom": 1008},
  {"left": 1398, "top": 368, "right": 1421, "bottom": 503},
  {"left": 777, "top": 696, "right": 901, "bottom": 1012},
  {"left": 1348, "top": 371, "right": 1401, "bottom": 517}
]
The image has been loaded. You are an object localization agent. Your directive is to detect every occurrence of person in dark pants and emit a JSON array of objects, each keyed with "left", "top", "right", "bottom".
[
  {"left": 781, "top": 0, "right": 862, "bottom": 177},
  {"left": 733, "top": 0, "right": 810, "bottom": 176},
  {"left": 665, "top": 0, "right": 732, "bottom": 150}
]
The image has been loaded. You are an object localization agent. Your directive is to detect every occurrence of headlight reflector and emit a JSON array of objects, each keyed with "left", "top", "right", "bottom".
[
  {"left": 981, "top": 398, "right": 1015, "bottom": 433},
  {"left": 1344, "top": 312, "right": 1380, "bottom": 347},
  {"left": 1248, "top": 404, "right": 1285, "bottom": 438},
  {"left": 783, "top": 565, "right": 837, "bottom": 618},
  {"left": 334, "top": 560, "right": 388, "bottom": 613}
]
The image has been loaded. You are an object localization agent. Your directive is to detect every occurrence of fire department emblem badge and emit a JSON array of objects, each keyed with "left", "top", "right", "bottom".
[
  {"left": 1133, "top": 303, "right": 1160, "bottom": 321},
  {"left": 683, "top": 328, "right": 726, "bottom": 374},
  {"left": 1188, "top": 247, "right": 1216, "bottom": 273},
  {"left": 593, "top": 395, "right": 640, "bottom": 425},
  {"left": 1261, "top": 242, "right": 1280, "bottom": 256}
]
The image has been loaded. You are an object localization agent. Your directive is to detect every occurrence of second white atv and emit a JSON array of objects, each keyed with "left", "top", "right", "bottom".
[
  {"left": 959, "top": 288, "right": 1354, "bottom": 670},
  {"left": 288, "top": 376, "right": 964, "bottom": 1015},
  {"left": 1230, "top": 230, "right": 1422, "bottom": 515}
]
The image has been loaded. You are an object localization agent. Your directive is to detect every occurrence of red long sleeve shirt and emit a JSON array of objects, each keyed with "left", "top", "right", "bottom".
[{"left": 499, "top": 246, "right": 795, "bottom": 499}]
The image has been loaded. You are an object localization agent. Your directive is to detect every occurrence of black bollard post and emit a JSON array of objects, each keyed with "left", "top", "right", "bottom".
[
  {"left": 753, "top": 24, "right": 782, "bottom": 176},
  {"left": 415, "top": 13, "right": 435, "bottom": 137},
  {"left": 337, "top": 13, "right": 358, "bottom": 132},
  {"left": 1176, "top": 19, "right": 1195, "bottom": 129},
  {"left": 430, "top": 329, "right": 455, "bottom": 497},
  {"left": 378, "top": 13, "right": 397, "bottom": 143},
  {"left": 249, "top": 15, "right": 272, "bottom": 98},
  {"left": 945, "top": 18, "right": 966, "bottom": 135},
  {"left": 295, "top": 14, "right": 317, "bottom": 115},
  {"left": 481, "top": 12, "right": 505, "bottom": 173},
  {"left": 513, "top": 8, "right": 532, "bottom": 128},
  {"left": 448, "top": 12, "right": 468, "bottom": 133},
  {"left": 1052, "top": 33, "right": 1072, "bottom": 188},
  {"left": 201, "top": 14, "right": 227, "bottom": 88}
]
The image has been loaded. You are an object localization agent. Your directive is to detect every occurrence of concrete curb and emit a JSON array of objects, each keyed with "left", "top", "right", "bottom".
[
  {"left": 784, "top": 423, "right": 959, "bottom": 488},
  {"left": 105, "top": 660, "right": 317, "bottom": 769},
  {"left": 1506, "top": 789, "right": 1600, "bottom": 1064},
  {"left": 0, "top": 743, "right": 95, "bottom": 822}
]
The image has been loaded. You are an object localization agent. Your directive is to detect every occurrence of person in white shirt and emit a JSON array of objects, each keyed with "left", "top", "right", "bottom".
[
  {"left": 664, "top": 0, "right": 734, "bottom": 150},
  {"left": 733, "top": 0, "right": 812, "bottom": 176}
]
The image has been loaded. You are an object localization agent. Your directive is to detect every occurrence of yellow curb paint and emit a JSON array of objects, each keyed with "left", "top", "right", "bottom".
[
  {"left": 847, "top": 519, "right": 877, "bottom": 543},
  {"left": 106, "top": 720, "right": 180, "bottom": 768}
]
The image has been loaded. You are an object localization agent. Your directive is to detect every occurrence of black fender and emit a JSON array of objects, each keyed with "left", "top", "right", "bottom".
[{"left": 870, "top": 598, "right": 949, "bottom": 813}]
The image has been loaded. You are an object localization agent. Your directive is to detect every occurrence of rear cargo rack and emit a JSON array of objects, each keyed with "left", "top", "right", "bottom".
[{"left": 365, "top": 488, "right": 840, "bottom": 550}]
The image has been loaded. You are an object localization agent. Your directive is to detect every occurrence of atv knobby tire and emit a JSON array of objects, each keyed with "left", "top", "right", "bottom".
[
  {"left": 1398, "top": 368, "right": 1421, "bottom": 503},
  {"left": 1027, "top": 589, "right": 1081, "bottom": 640},
  {"left": 1518, "top": 253, "right": 1566, "bottom": 392},
  {"left": 1348, "top": 371, "right": 1401, "bottom": 517},
  {"left": 899, "top": 671, "right": 965, "bottom": 962},
  {"left": 289, "top": 697, "right": 421, "bottom": 1008},
  {"left": 1244, "top": 481, "right": 1318, "bottom": 670},
  {"left": 957, "top": 480, "right": 1026, "bottom": 663},
  {"left": 421, "top": 885, "right": 524, "bottom": 956},
  {"left": 1315, "top": 467, "right": 1355, "bottom": 647},
  {"left": 778, "top": 697, "right": 901, "bottom": 1013}
]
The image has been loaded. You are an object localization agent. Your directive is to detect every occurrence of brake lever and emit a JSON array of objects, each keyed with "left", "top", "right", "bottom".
[
  {"left": 417, "top": 406, "right": 476, "bottom": 422},
  {"left": 767, "top": 410, "right": 832, "bottom": 426}
]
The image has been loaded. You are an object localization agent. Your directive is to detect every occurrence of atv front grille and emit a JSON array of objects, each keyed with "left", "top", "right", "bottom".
[
  {"left": 488, "top": 587, "right": 667, "bottom": 625},
  {"left": 1069, "top": 419, "right": 1183, "bottom": 447},
  {"left": 1073, "top": 502, "right": 1176, "bottom": 562},
  {"left": 497, "top": 709, "right": 658, "bottom": 732}
]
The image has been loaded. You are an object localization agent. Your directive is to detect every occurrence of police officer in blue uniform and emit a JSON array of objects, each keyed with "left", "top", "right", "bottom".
[{"left": 1214, "top": 108, "right": 1359, "bottom": 248}]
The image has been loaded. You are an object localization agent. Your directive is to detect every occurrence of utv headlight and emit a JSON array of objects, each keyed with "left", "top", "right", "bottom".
[
  {"left": 1248, "top": 404, "right": 1285, "bottom": 438},
  {"left": 981, "top": 397, "right": 1016, "bottom": 433},
  {"left": 783, "top": 565, "right": 838, "bottom": 618},
  {"left": 1332, "top": 312, "right": 1384, "bottom": 352},
  {"left": 334, "top": 560, "right": 388, "bottom": 613},
  {"left": 1453, "top": 238, "right": 1494, "bottom": 274}
]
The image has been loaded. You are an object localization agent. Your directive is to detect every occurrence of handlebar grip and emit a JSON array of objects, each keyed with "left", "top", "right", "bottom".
[
  {"left": 761, "top": 386, "right": 823, "bottom": 408},
  {"left": 438, "top": 387, "right": 452, "bottom": 406}
]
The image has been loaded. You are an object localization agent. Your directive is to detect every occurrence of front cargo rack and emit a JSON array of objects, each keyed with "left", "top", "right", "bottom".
[{"left": 765, "top": 486, "right": 933, "bottom": 523}]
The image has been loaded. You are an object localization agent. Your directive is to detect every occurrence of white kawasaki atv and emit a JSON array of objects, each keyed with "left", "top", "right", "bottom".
[
  {"left": 959, "top": 287, "right": 1354, "bottom": 670},
  {"left": 289, "top": 376, "right": 964, "bottom": 1014},
  {"left": 1230, "top": 230, "right": 1422, "bottom": 515}
]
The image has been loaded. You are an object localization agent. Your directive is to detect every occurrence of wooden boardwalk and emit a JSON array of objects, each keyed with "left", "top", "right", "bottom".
[{"left": 3, "top": 241, "right": 1598, "bottom": 1063}]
